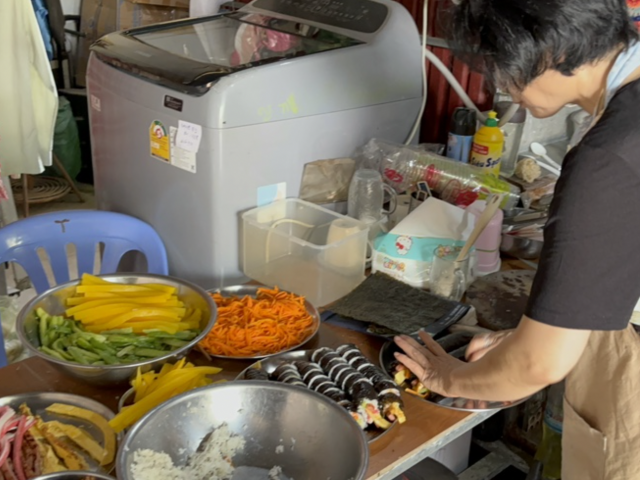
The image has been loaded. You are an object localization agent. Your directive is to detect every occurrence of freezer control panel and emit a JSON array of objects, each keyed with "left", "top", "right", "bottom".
[{"left": 252, "top": 0, "right": 388, "bottom": 34}]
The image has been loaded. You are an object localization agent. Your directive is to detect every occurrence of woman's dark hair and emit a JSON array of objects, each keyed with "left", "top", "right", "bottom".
[{"left": 450, "top": 0, "right": 638, "bottom": 90}]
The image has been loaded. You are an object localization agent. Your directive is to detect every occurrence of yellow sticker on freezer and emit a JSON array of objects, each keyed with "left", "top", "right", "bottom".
[{"left": 149, "top": 120, "right": 170, "bottom": 161}]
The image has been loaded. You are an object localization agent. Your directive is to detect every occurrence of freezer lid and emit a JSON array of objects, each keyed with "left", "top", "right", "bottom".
[{"left": 91, "top": 11, "right": 363, "bottom": 95}]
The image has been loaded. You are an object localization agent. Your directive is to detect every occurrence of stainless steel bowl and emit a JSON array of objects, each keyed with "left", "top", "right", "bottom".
[
  {"left": 205, "top": 285, "right": 321, "bottom": 360},
  {"left": 116, "top": 381, "right": 369, "bottom": 480},
  {"left": 500, "top": 233, "right": 543, "bottom": 260},
  {"left": 33, "top": 472, "right": 116, "bottom": 480},
  {"left": 16, "top": 274, "right": 217, "bottom": 386}
]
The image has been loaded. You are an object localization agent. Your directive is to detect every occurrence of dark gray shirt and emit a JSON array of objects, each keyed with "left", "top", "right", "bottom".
[{"left": 525, "top": 79, "right": 640, "bottom": 330}]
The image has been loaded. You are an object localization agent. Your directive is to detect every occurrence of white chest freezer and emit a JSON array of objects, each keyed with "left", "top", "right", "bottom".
[{"left": 87, "top": 0, "right": 423, "bottom": 289}]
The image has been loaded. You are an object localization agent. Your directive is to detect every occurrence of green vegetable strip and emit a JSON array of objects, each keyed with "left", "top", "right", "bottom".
[{"left": 34, "top": 309, "right": 200, "bottom": 366}]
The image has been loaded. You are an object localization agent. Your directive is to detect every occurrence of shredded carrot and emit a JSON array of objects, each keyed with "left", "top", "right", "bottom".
[{"left": 198, "top": 287, "right": 315, "bottom": 357}]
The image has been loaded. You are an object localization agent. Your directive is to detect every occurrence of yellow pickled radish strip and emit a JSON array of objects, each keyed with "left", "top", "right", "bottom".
[
  {"left": 110, "top": 370, "right": 208, "bottom": 432},
  {"left": 76, "top": 285, "right": 166, "bottom": 294},
  {"left": 85, "top": 321, "right": 179, "bottom": 334},
  {"left": 76, "top": 291, "right": 166, "bottom": 299},
  {"left": 74, "top": 306, "right": 136, "bottom": 323},
  {"left": 80, "top": 274, "right": 113, "bottom": 285},
  {"left": 67, "top": 298, "right": 178, "bottom": 316},
  {"left": 98, "top": 308, "right": 185, "bottom": 327}
]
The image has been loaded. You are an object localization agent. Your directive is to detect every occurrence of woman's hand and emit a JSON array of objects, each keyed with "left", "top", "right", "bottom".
[
  {"left": 394, "top": 331, "right": 466, "bottom": 398},
  {"left": 465, "top": 330, "right": 514, "bottom": 362}
]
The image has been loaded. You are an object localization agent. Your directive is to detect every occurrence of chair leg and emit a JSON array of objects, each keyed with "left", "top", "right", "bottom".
[
  {"left": 53, "top": 154, "right": 84, "bottom": 203},
  {"left": 21, "top": 175, "right": 29, "bottom": 218}
]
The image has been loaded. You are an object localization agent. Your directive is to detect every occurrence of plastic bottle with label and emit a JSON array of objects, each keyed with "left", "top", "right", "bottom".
[
  {"left": 446, "top": 108, "right": 477, "bottom": 163},
  {"left": 470, "top": 111, "right": 504, "bottom": 176}
]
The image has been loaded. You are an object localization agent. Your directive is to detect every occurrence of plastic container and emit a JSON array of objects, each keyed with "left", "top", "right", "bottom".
[
  {"left": 495, "top": 101, "right": 526, "bottom": 177},
  {"left": 242, "top": 198, "right": 368, "bottom": 306},
  {"left": 359, "top": 139, "right": 520, "bottom": 210},
  {"left": 446, "top": 107, "right": 476, "bottom": 163},
  {"left": 466, "top": 199, "right": 503, "bottom": 275},
  {"left": 470, "top": 111, "right": 505, "bottom": 176}
]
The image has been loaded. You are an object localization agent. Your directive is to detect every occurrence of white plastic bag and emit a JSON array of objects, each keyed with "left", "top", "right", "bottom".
[{"left": 0, "top": 295, "right": 23, "bottom": 363}]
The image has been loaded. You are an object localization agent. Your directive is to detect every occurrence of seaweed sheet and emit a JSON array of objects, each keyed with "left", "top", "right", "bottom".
[{"left": 328, "top": 273, "right": 472, "bottom": 336}]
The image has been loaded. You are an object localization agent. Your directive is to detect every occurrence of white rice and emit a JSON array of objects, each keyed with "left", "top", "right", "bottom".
[{"left": 130, "top": 424, "right": 246, "bottom": 480}]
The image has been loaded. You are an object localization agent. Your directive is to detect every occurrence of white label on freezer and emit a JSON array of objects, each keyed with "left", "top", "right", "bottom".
[
  {"left": 176, "top": 120, "right": 202, "bottom": 153},
  {"left": 169, "top": 127, "right": 197, "bottom": 173},
  {"left": 90, "top": 95, "right": 101, "bottom": 112}
]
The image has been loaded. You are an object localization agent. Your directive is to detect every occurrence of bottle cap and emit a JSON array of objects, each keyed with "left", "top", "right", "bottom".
[
  {"left": 485, "top": 111, "right": 499, "bottom": 127},
  {"left": 450, "top": 107, "right": 477, "bottom": 136},
  {"left": 495, "top": 101, "right": 527, "bottom": 124}
]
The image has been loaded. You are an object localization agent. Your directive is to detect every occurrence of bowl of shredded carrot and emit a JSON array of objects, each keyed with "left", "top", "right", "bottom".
[{"left": 197, "top": 286, "right": 321, "bottom": 359}]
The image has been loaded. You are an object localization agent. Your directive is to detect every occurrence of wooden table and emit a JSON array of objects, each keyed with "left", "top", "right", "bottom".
[{"left": 0, "top": 321, "right": 495, "bottom": 480}]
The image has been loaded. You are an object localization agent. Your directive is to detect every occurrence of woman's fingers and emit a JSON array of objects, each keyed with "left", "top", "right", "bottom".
[
  {"left": 465, "top": 331, "right": 511, "bottom": 361},
  {"left": 418, "top": 330, "right": 447, "bottom": 356},
  {"left": 393, "top": 351, "right": 427, "bottom": 381},
  {"left": 395, "top": 335, "right": 432, "bottom": 365}
]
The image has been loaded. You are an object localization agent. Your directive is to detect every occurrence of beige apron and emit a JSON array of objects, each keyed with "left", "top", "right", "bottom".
[
  {"left": 561, "top": 63, "right": 640, "bottom": 480},
  {"left": 563, "top": 325, "right": 640, "bottom": 480}
]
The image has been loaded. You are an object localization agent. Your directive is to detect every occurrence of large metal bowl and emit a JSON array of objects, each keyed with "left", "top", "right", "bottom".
[
  {"left": 33, "top": 472, "right": 116, "bottom": 480},
  {"left": 16, "top": 273, "right": 217, "bottom": 386},
  {"left": 500, "top": 233, "right": 543, "bottom": 260},
  {"left": 116, "top": 381, "right": 369, "bottom": 480}
]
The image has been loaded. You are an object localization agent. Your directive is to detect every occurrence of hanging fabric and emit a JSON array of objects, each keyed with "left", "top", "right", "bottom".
[{"left": 0, "top": 0, "right": 58, "bottom": 176}]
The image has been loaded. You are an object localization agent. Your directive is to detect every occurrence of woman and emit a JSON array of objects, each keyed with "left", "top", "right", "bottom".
[{"left": 395, "top": 1, "right": 640, "bottom": 478}]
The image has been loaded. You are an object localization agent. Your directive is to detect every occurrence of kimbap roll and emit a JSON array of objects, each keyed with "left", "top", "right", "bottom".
[
  {"left": 311, "top": 347, "right": 334, "bottom": 363},
  {"left": 245, "top": 368, "right": 270, "bottom": 381},
  {"left": 379, "top": 392, "right": 406, "bottom": 424}
]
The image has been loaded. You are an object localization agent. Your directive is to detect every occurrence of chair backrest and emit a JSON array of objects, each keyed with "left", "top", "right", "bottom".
[{"left": 0, "top": 210, "right": 169, "bottom": 294}]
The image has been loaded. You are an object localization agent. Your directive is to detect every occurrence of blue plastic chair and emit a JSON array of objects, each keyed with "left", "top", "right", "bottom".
[{"left": 0, "top": 210, "right": 169, "bottom": 367}]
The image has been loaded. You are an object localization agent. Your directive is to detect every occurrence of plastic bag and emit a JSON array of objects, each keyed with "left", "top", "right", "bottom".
[
  {"left": 356, "top": 139, "right": 521, "bottom": 210},
  {"left": 1, "top": 296, "right": 24, "bottom": 363},
  {"left": 299, "top": 158, "right": 356, "bottom": 204},
  {"left": 46, "top": 97, "right": 81, "bottom": 180}
]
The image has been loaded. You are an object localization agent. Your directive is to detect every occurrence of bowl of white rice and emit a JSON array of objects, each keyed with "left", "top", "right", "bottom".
[{"left": 116, "top": 380, "right": 369, "bottom": 480}]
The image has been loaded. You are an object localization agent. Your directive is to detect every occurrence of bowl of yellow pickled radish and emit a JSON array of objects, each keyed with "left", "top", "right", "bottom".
[{"left": 17, "top": 273, "right": 217, "bottom": 386}]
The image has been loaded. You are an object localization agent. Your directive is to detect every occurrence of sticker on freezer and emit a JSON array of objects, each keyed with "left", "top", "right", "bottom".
[
  {"left": 257, "top": 183, "right": 286, "bottom": 207},
  {"left": 150, "top": 120, "right": 170, "bottom": 162},
  {"left": 176, "top": 120, "right": 202, "bottom": 153},
  {"left": 169, "top": 127, "right": 197, "bottom": 173},
  {"left": 90, "top": 95, "right": 101, "bottom": 112}
]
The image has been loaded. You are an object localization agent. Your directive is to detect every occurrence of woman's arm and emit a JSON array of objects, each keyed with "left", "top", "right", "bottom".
[
  {"left": 395, "top": 317, "right": 591, "bottom": 402},
  {"left": 448, "top": 316, "right": 590, "bottom": 400}
]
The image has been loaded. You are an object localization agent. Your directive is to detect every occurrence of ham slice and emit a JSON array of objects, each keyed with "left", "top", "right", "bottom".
[{"left": 0, "top": 458, "right": 19, "bottom": 480}]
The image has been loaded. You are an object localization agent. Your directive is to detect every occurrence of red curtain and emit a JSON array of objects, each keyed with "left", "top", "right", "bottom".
[{"left": 395, "top": 0, "right": 493, "bottom": 144}]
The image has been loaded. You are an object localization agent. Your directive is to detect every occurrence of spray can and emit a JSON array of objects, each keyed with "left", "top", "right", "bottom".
[
  {"left": 470, "top": 111, "right": 505, "bottom": 176},
  {"left": 446, "top": 108, "right": 477, "bottom": 163}
]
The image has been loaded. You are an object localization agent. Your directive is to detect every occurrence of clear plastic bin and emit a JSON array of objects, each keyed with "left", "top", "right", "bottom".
[{"left": 242, "top": 199, "right": 368, "bottom": 307}]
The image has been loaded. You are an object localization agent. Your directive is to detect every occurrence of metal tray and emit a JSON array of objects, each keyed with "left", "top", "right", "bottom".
[
  {"left": 203, "top": 285, "right": 321, "bottom": 360},
  {"left": 236, "top": 350, "right": 398, "bottom": 443},
  {"left": 379, "top": 341, "right": 529, "bottom": 412},
  {"left": 0, "top": 392, "right": 118, "bottom": 474}
]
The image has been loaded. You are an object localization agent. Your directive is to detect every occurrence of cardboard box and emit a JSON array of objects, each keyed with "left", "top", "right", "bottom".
[{"left": 75, "top": 0, "right": 189, "bottom": 86}]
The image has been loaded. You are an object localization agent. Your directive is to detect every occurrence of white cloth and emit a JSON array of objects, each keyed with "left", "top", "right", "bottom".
[{"left": 0, "top": 0, "right": 58, "bottom": 175}]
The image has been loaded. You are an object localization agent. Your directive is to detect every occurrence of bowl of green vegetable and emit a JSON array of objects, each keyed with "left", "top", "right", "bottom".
[{"left": 16, "top": 273, "right": 217, "bottom": 386}]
